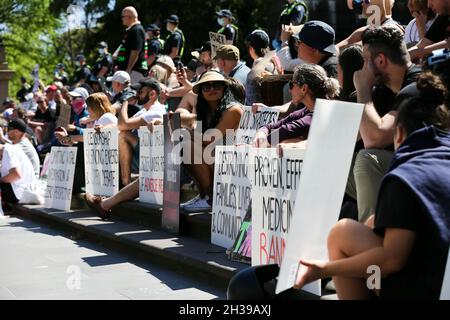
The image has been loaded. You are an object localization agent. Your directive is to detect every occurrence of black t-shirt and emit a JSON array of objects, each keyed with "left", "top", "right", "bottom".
[
  {"left": 425, "top": 14, "right": 450, "bottom": 43},
  {"left": 34, "top": 107, "right": 55, "bottom": 122},
  {"left": 92, "top": 54, "right": 113, "bottom": 77},
  {"left": 164, "top": 29, "right": 184, "bottom": 56},
  {"left": 219, "top": 25, "right": 238, "bottom": 45},
  {"left": 318, "top": 54, "right": 338, "bottom": 79},
  {"left": 374, "top": 178, "right": 448, "bottom": 300},
  {"left": 116, "top": 23, "right": 148, "bottom": 73},
  {"left": 372, "top": 64, "right": 422, "bottom": 117}
]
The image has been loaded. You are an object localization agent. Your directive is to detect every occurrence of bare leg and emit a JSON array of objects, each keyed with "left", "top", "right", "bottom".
[
  {"left": 327, "top": 218, "right": 383, "bottom": 300},
  {"left": 119, "top": 131, "right": 138, "bottom": 186},
  {"left": 184, "top": 141, "right": 213, "bottom": 198},
  {"left": 100, "top": 179, "right": 140, "bottom": 211}
]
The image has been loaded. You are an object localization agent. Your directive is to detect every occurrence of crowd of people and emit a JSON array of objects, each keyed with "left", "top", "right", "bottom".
[{"left": 1, "top": 0, "right": 450, "bottom": 300}]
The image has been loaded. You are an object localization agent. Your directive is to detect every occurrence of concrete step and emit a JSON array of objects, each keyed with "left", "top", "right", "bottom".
[{"left": 12, "top": 204, "right": 246, "bottom": 291}]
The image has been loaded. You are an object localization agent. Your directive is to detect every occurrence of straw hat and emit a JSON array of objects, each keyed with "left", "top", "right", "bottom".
[{"left": 192, "top": 71, "right": 228, "bottom": 94}]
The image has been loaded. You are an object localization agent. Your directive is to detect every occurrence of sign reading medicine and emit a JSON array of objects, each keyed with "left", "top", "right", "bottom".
[
  {"left": 44, "top": 147, "right": 77, "bottom": 211},
  {"left": 212, "top": 145, "right": 251, "bottom": 249},
  {"left": 236, "top": 106, "right": 280, "bottom": 145},
  {"left": 139, "top": 126, "right": 164, "bottom": 206},
  {"left": 276, "top": 99, "right": 364, "bottom": 296},
  {"left": 250, "top": 147, "right": 305, "bottom": 267},
  {"left": 83, "top": 128, "right": 119, "bottom": 197}
]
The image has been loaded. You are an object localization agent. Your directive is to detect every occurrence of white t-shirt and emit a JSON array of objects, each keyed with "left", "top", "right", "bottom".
[
  {"left": 94, "top": 113, "right": 118, "bottom": 127},
  {"left": 1, "top": 144, "right": 36, "bottom": 200},
  {"left": 133, "top": 102, "right": 167, "bottom": 124},
  {"left": 404, "top": 18, "right": 435, "bottom": 46}
]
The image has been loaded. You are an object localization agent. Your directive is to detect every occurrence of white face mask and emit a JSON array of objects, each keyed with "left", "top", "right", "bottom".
[
  {"left": 98, "top": 48, "right": 106, "bottom": 55},
  {"left": 217, "top": 18, "right": 226, "bottom": 27}
]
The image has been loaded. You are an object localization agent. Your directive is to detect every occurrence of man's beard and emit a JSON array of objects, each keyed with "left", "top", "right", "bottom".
[{"left": 138, "top": 94, "right": 150, "bottom": 105}]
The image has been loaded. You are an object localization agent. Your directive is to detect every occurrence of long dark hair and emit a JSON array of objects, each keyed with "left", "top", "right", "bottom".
[
  {"left": 196, "top": 77, "right": 236, "bottom": 133},
  {"left": 338, "top": 45, "right": 364, "bottom": 101}
]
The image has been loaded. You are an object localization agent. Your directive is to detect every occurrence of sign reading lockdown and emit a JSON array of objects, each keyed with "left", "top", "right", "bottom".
[
  {"left": 209, "top": 32, "right": 227, "bottom": 62},
  {"left": 83, "top": 128, "right": 119, "bottom": 197},
  {"left": 236, "top": 106, "right": 280, "bottom": 145},
  {"left": 250, "top": 147, "right": 305, "bottom": 267},
  {"left": 44, "top": 147, "right": 78, "bottom": 211},
  {"left": 212, "top": 145, "right": 251, "bottom": 249},
  {"left": 139, "top": 126, "right": 164, "bottom": 206},
  {"left": 276, "top": 99, "right": 364, "bottom": 296}
]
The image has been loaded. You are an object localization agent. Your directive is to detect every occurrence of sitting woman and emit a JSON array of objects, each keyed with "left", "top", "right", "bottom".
[
  {"left": 181, "top": 70, "right": 243, "bottom": 213},
  {"left": 252, "top": 64, "right": 339, "bottom": 148},
  {"left": 55, "top": 92, "right": 117, "bottom": 145},
  {"left": 294, "top": 71, "right": 450, "bottom": 300}
]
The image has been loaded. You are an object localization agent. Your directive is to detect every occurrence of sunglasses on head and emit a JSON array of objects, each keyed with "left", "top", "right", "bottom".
[{"left": 201, "top": 82, "right": 224, "bottom": 93}]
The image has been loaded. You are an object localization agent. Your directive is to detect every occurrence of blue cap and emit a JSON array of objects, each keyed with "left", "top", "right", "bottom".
[
  {"left": 146, "top": 24, "right": 160, "bottom": 31},
  {"left": 216, "top": 9, "right": 233, "bottom": 19},
  {"left": 166, "top": 14, "right": 179, "bottom": 24},
  {"left": 295, "top": 21, "right": 337, "bottom": 54}
]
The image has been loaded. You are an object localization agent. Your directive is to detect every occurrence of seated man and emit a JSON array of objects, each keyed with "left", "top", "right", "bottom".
[
  {"left": 0, "top": 143, "right": 36, "bottom": 208},
  {"left": 117, "top": 77, "right": 166, "bottom": 186},
  {"left": 27, "top": 94, "right": 56, "bottom": 146}
]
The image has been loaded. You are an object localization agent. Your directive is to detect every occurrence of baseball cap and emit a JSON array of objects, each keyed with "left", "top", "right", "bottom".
[
  {"left": 214, "top": 44, "right": 240, "bottom": 61},
  {"left": 295, "top": 20, "right": 337, "bottom": 54},
  {"left": 195, "top": 41, "right": 212, "bottom": 53},
  {"left": 131, "top": 78, "right": 161, "bottom": 94},
  {"left": 68, "top": 87, "right": 89, "bottom": 100},
  {"left": 246, "top": 30, "right": 270, "bottom": 49},
  {"left": 166, "top": 14, "right": 179, "bottom": 24},
  {"left": 107, "top": 71, "right": 131, "bottom": 84},
  {"left": 76, "top": 54, "right": 86, "bottom": 61},
  {"left": 216, "top": 9, "right": 233, "bottom": 19},
  {"left": 45, "top": 84, "right": 58, "bottom": 92},
  {"left": 146, "top": 24, "right": 160, "bottom": 32},
  {"left": 98, "top": 41, "right": 108, "bottom": 48},
  {"left": 8, "top": 119, "right": 34, "bottom": 135}
]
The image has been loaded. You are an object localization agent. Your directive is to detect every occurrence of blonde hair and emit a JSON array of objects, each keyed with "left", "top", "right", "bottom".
[
  {"left": 149, "top": 64, "right": 168, "bottom": 85},
  {"left": 86, "top": 92, "right": 114, "bottom": 119}
]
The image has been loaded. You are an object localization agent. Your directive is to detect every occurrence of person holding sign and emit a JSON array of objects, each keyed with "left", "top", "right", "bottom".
[
  {"left": 216, "top": 9, "right": 239, "bottom": 46},
  {"left": 253, "top": 64, "right": 339, "bottom": 148},
  {"left": 180, "top": 70, "right": 243, "bottom": 213},
  {"left": 294, "top": 72, "right": 450, "bottom": 300}
]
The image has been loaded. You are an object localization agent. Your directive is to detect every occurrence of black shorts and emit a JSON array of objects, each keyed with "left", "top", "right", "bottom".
[{"left": 0, "top": 182, "right": 19, "bottom": 204}]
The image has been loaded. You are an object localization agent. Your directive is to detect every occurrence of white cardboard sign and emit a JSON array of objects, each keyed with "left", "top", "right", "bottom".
[
  {"left": 276, "top": 99, "right": 363, "bottom": 296},
  {"left": 212, "top": 145, "right": 252, "bottom": 249},
  {"left": 250, "top": 147, "right": 305, "bottom": 266},
  {"left": 44, "top": 147, "right": 77, "bottom": 211},
  {"left": 139, "top": 126, "right": 164, "bottom": 206},
  {"left": 83, "top": 128, "right": 119, "bottom": 197},
  {"left": 209, "top": 32, "right": 227, "bottom": 61},
  {"left": 236, "top": 106, "right": 280, "bottom": 145}
]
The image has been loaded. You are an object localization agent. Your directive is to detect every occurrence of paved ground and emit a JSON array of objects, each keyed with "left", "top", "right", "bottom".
[{"left": 0, "top": 215, "right": 225, "bottom": 300}]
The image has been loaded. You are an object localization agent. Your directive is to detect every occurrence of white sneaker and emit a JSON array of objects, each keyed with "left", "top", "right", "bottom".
[
  {"left": 182, "top": 197, "right": 212, "bottom": 213},
  {"left": 180, "top": 195, "right": 200, "bottom": 208}
]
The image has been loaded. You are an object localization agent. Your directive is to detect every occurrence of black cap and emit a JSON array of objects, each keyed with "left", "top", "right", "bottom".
[
  {"left": 146, "top": 24, "right": 160, "bottom": 31},
  {"left": 216, "top": 9, "right": 233, "bottom": 19},
  {"left": 246, "top": 30, "right": 270, "bottom": 49},
  {"left": 98, "top": 41, "right": 108, "bottom": 48},
  {"left": 165, "top": 14, "right": 179, "bottom": 24},
  {"left": 195, "top": 41, "right": 212, "bottom": 53},
  {"left": 131, "top": 78, "right": 161, "bottom": 94},
  {"left": 76, "top": 54, "right": 86, "bottom": 61},
  {"left": 295, "top": 20, "right": 337, "bottom": 54},
  {"left": 8, "top": 119, "right": 34, "bottom": 135}
]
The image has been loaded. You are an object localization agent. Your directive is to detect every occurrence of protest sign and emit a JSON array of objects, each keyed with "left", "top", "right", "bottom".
[
  {"left": 139, "top": 126, "right": 164, "bottom": 206},
  {"left": 236, "top": 106, "right": 280, "bottom": 145},
  {"left": 212, "top": 145, "right": 251, "bottom": 249},
  {"left": 276, "top": 99, "right": 363, "bottom": 296},
  {"left": 44, "top": 147, "right": 77, "bottom": 211},
  {"left": 56, "top": 103, "right": 71, "bottom": 129},
  {"left": 83, "top": 128, "right": 119, "bottom": 197},
  {"left": 209, "top": 32, "right": 227, "bottom": 60},
  {"left": 162, "top": 113, "right": 182, "bottom": 234},
  {"left": 441, "top": 249, "right": 450, "bottom": 300},
  {"left": 251, "top": 147, "right": 305, "bottom": 266}
]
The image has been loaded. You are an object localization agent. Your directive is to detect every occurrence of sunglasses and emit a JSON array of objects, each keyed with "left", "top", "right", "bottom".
[
  {"left": 36, "top": 100, "right": 45, "bottom": 104},
  {"left": 289, "top": 81, "right": 302, "bottom": 90},
  {"left": 201, "top": 82, "right": 224, "bottom": 93}
]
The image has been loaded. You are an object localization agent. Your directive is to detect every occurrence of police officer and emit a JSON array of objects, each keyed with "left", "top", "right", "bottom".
[
  {"left": 92, "top": 41, "right": 113, "bottom": 79},
  {"left": 274, "top": 0, "right": 309, "bottom": 50},
  {"left": 164, "top": 14, "right": 185, "bottom": 60},
  {"left": 216, "top": 9, "right": 239, "bottom": 46},
  {"left": 146, "top": 24, "right": 165, "bottom": 68}
]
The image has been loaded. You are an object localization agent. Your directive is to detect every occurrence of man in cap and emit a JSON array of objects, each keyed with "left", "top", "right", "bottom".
[
  {"left": 214, "top": 44, "right": 250, "bottom": 86},
  {"left": 118, "top": 78, "right": 167, "bottom": 185},
  {"left": 107, "top": 70, "right": 139, "bottom": 115},
  {"left": 5, "top": 119, "right": 40, "bottom": 177},
  {"left": 27, "top": 93, "right": 56, "bottom": 145},
  {"left": 164, "top": 14, "right": 185, "bottom": 60},
  {"left": 216, "top": 9, "right": 239, "bottom": 46},
  {"left": 72, "top": 54, "right": 92, "bottom": 86},
  {"left": 92, "top": 41, "right": 113, "bottom": 78},
  {"left": 193, "top": 41, "right": 214, "bottom": 76},
  {"left": 146, "top": 24, "right": 165, "bottom": 68},
  {"left": 117, "top": 6, "right": 148, "bottom": 83},
  {"left": 293, "top": 20, "right": 338, "bottom": 78},
  {"left": 45, "top": 84, "right": 58, "bottom": 111}
]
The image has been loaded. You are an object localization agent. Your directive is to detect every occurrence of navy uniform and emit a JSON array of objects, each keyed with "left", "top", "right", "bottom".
[{"left": 216, "top": 9, "right": 239, "bottom": 46}]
